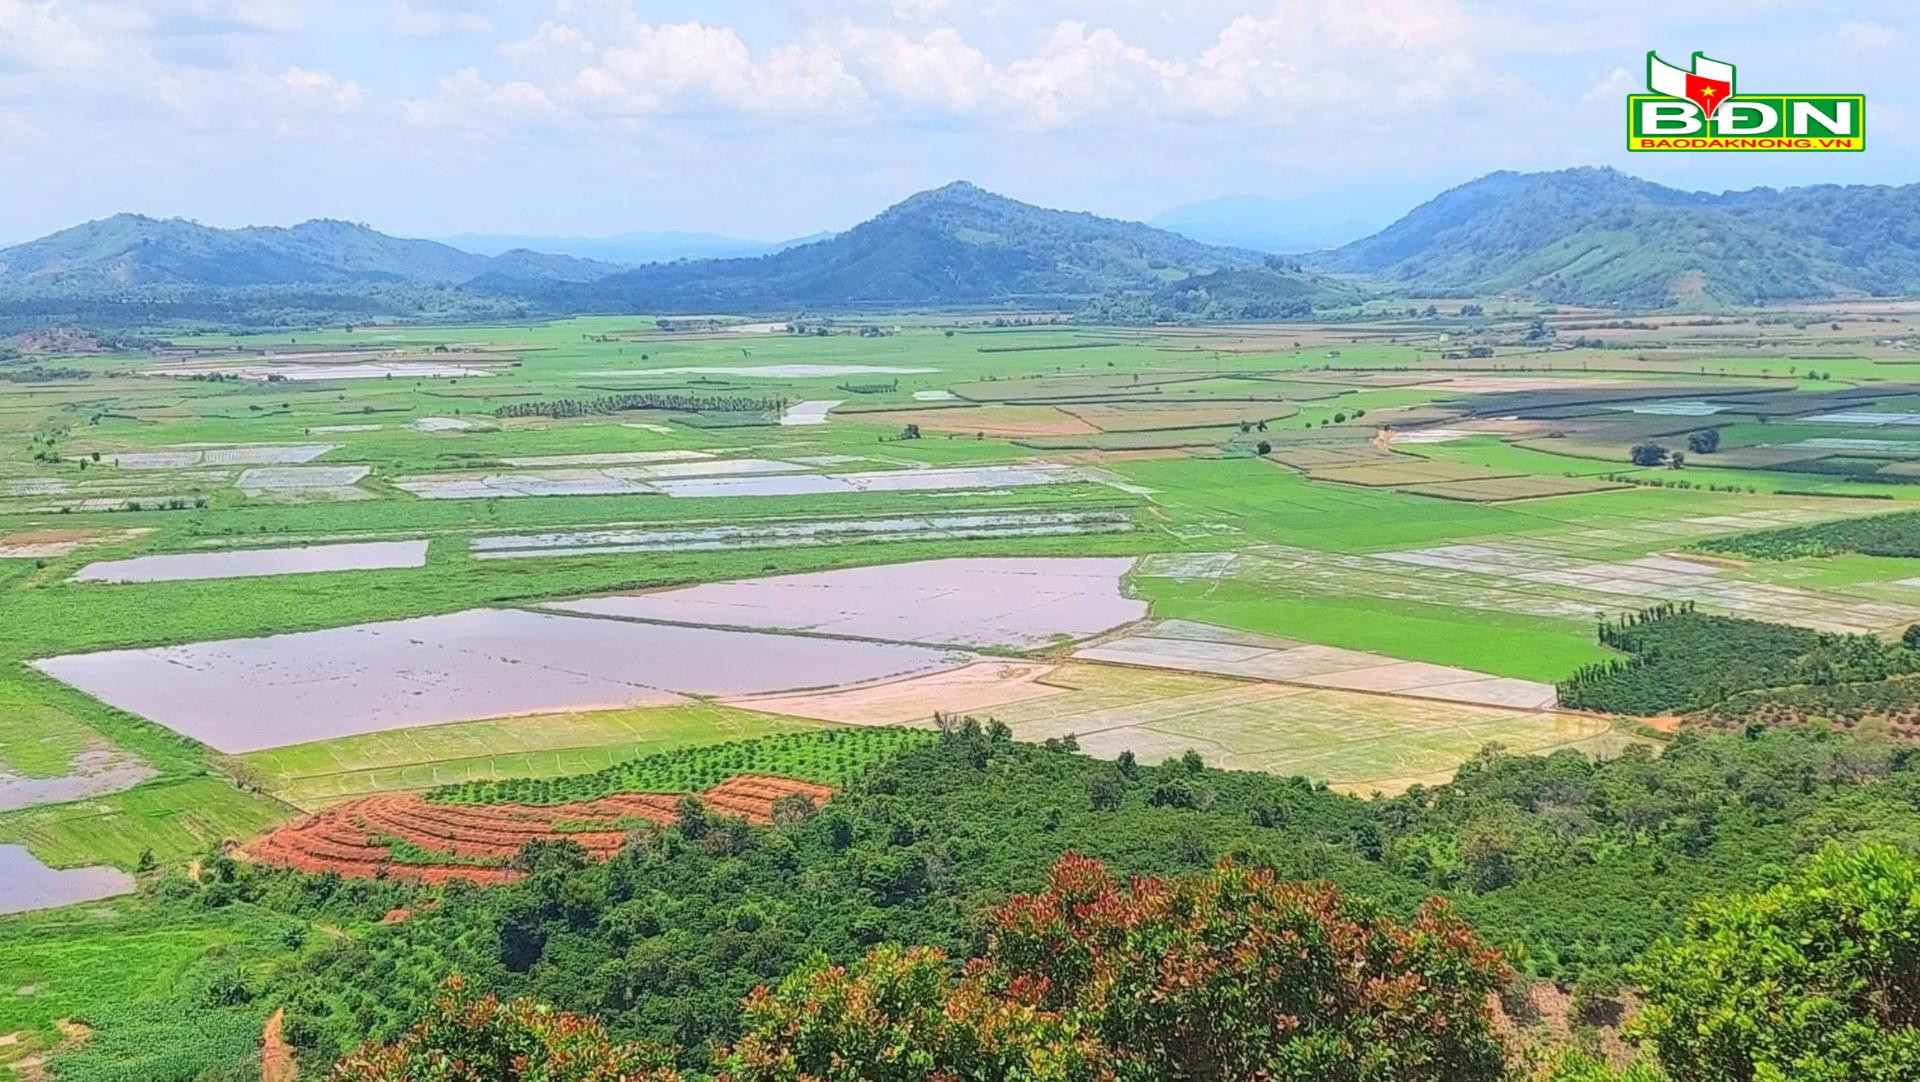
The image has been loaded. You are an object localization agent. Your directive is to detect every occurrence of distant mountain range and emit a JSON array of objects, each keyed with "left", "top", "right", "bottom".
[
  {"left": 0, "top": 214, "right": 620, "bottom": 291},
  {"left": 1312, "top": 167, "right": 1920, "bottom": 307},
  {"left": 4, "top": 169, "right": 1919, "bottom": 329},
  {"left": 441, "top": 230, "right": 833, "bottom": 265}
]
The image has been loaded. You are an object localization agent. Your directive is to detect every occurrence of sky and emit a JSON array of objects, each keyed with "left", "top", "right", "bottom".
[{"left": 0, "top": 0, "right": 1912, "bottom": 243}]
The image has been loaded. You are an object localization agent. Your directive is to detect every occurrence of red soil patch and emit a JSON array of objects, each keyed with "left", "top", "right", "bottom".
[
  {"left": 245, "top": 775, "right": 833, "bottom": 884},
  {"left": 261, "top": 1008, "right": 297, "bottom": 1082}
]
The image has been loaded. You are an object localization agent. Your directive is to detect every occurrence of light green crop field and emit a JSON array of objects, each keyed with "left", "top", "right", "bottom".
[{"left": 5, "top": 310, "right": 1920, "bottom": 886}]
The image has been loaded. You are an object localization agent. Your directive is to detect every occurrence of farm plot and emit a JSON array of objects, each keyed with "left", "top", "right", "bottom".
[
  {"left": 1393, "top": 475, "right": 1627, "bottom": 502},
  {"left": 1057, "top": 402, "right": 1300, "bottom": 432},
  {"left": 104, "top": 444, "right": 334, "bottom": 469},
  {"left": 70, "top": 540, "right": 427, "bottom": 584},
  {"left": 726, "top": 660, "right": 1069, "bottom": 725},
  {"left": 33, "top": 609, "right": 970, "bottom": 753},
  {"left": 650, "top": 463, "right": 1119, "bottom": 499},
  {"left": 470, "top": 510, "right": 1134, "bottom": 560},
  {"left": 1074, "top": 620, "right": 1557, "bottom": 709},
  {"left": 392, "top": 458, "right": 807, "bottom": 499},
  {"left": 854, "top": 406, "right": 1099, "bottom": 437},
  {"left": 246, "top": 775, "right": 833, "bottom": 884},
  {"left": 1138, "top": 507, "right": 1920, "bottom": 637},
  {"left": 0, "top": 528, "right": 148, "bottom": 559},
  {"left": 0, "top": 845, "right": 133, "bottom": 914},
  {"left": 975, "top": 664, "right": 1628, "bottom": 795},
  {"left": 235, "top": 702, "right": 827, "bottom": 808},
  {"left": 548, "top": 556, "right": 1147, "bottom": 649}
]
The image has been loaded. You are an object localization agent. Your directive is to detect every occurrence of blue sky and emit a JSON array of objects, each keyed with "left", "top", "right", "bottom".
[{"left": 0, "top": 0, "right": 1911, "bottom": 242}]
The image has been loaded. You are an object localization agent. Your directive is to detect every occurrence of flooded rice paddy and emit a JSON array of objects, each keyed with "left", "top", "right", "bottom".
[
  {"left": 34, "top": 608, "right": 968, "bottom": 752},
  {"left": 469, "top": 511, "right": 1134, "bottom": 559},
  {"left": 0, "top": 846, "right": 134, "bottom": 914},
  {"left": 0, "top": 748, "right": 156, "bottom": 812},
  {"left": 779, "top": 400, "right": 842, "bottom": 426},
  {"left": 109, "top": 444, "right": 335, "bottom": 470},
  {"left": 1075, "top": 620, "right": 1558, "bottom": 710},
  {"left": 71, "top": 540, "right": 429, "bottom": 584},
  {"left": 547, "top": 556, "right": 1145, "bottom": 649}
]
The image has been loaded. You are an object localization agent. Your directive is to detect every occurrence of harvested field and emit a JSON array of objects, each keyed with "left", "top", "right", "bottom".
[
  {"left": 1074, "top": 621, "right": 1558, "bottom": 709},
  {"left": 33, "top": 609, "right": 969, "bottom": 752},
  {"left": 975, "top": 663, "right": 1630, "bottom": 795},
  {"left": 856, "top": 406, "right": 1098, "bottom": 437},
  {"left": 548, "top": 556, "right": 1147, "bottom": 649},
  {"left": 70, "top": 540, "right": 427, "bottom": 584},
  {"left": 726, "top": 660, "right": 1069, "bottom": 724},
  {"left": 0, "top": 528, "right": 147, "bottom": 560},
  {"left": 1393, "top": 475, "right": 1627, "bottom": 502},
  {"left": 1058, "top": 402, "right": 1299, "bottom": 432},
  {"left": 411, "top": 417, "right": 477, "bottom": 432},
  {"left": 245, "top": 774, "right": 833, "bottom": 883}
]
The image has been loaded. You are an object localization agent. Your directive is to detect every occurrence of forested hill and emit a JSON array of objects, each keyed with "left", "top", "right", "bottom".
[
  {"left": 0, "top": 215, "right": 622, "bottom": 291},
  {"left": 1314, "top": 167, "right": 1920, "bottom": 308},
  {"left": 533, "top": 181, "right": 1264, "bottom": 312}
]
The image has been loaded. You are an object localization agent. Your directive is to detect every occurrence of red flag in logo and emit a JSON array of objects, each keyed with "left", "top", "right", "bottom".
[{"left": 1647, "top": 52, "right": 1737, "bottom": 121}]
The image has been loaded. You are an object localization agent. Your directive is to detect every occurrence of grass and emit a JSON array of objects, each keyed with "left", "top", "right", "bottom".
[
  {"left": 0, "top": 778, "right": 291, "bottom": 870},
  {"left": 235, "top": 703, "right": 834, "bottom": 808},
  {"left": 0, "top": 897, "right": 303, "bottom": 1076}
]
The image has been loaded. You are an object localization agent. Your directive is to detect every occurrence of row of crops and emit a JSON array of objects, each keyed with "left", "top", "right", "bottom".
[
  {"left": 425, "top": 727, "right": 937, "bottom": 806},
  {"left": 1693, "top": 508, "right": 1920, "bottom": 560}
]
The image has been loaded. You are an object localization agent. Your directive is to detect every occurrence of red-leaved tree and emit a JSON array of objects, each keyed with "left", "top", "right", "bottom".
[
  {"left": 331, "top": 975, "right": 680, "bottom": 1082},
  {"left": 719, "top": 854, "right": 1510, "bottom": 1081}
]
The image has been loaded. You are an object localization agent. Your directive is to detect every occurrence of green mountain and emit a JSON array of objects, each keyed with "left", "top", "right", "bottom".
[
  {"left": 0, "top": 215, "right": 623, "bottom": 291},
  {"left": 1316, "top": 168, "right": 1920, "bottom": 307},
  {"left": 547, "top": 181, "right": 1260, "bottom": 312}
]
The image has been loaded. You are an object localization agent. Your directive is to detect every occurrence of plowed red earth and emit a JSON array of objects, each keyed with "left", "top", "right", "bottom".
[{"left": 246, "top": 774, "right": 834, "bottom": 884}]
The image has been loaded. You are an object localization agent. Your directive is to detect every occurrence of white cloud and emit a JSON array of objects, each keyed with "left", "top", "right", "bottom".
[
  {"left": 394, "top": 1, "right": 490, "bottom": 37},
  {"left": 278, "top": 65, "right": 361, "bottom": 110},
  {"left": 0, "top": 110, "right": 45, "bottom": 140},
  {"left": 0, "top": 0, "right": 106, "bottom": 70}
]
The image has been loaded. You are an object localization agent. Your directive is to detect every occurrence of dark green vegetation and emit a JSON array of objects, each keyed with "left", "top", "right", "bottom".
[
  {"left": 1695, "top": 507, "right": 1920, "bottom": 560},
  {"left": 1692, "top": 676, "right": 1920, "bottom": 737},
  {"left": 494, "top": 392, "right": 789, "bottom": 420},
  {"left": 1556, "top": 605, "right": 1920, "bottom": 715},
  {"left": 426, "top": 728, "right": 934, "bottom": 805},
  {"left": 541, "top": 182, "right": 1260, "bottom": 313},
  {"left": 1632, "top": 844, "right": 1920, "bottom": 1081},
  {"left": 1081, "top": 259, "right": 1362, "bottom": 324},
  {"left": 1314, "top": 167, "right": 1920, "bottom": 307},
  {"left": 63, "top": 723, "right": 1911, "bottom": 1079}
]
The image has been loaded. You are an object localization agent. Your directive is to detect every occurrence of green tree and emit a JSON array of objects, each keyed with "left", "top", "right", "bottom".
[{"left": 1632, "top": 844, "right": 1920, "bottom": 1082}]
